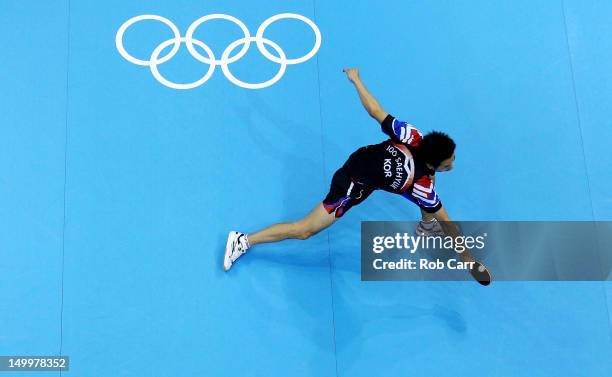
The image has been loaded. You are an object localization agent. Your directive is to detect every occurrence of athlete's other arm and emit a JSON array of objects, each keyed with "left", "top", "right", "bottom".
[{"left": 343, "top": 68, "right": 388, "bottom": 123}]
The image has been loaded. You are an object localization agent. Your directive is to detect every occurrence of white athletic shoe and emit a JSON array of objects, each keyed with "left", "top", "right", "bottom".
[
  {"left": 224, "top": 231, "right": 250, "bottom": 271},
  {"left": 416, "top": 219, "right": 445, "bottom": 237}
]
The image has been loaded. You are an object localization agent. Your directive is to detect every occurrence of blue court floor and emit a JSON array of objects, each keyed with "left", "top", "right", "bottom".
[{"left": 1, "top": 1, "right": 611, "bottom": 376}]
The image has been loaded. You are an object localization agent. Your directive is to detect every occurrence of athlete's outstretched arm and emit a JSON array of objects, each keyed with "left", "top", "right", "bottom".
[
  {"left": 432, "top": 206, "right": 493, "bottom": 285},
  {"left": 343, "top": 68, "right": 388, "bottom": 123}
]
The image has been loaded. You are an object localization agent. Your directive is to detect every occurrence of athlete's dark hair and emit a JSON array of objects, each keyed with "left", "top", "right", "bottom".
[{"left": 419, "top": 131, "right": 456, "bottom": 168}]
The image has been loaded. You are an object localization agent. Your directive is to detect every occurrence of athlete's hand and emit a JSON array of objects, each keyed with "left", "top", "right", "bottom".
[{"left": 343, "top": 68, "right": 360, "bottom": 83}]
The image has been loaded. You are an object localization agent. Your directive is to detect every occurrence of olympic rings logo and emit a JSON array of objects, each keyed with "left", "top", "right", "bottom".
[{"left": 115, "top": 13, "right": 322, "bottom": 90}]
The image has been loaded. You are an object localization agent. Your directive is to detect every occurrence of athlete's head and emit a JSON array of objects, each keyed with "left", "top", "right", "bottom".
[{"left": 420, "top": 131, "right": 456, "bottom": 172}]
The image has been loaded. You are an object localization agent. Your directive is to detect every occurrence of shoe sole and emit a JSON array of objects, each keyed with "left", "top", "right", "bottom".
[{"left": 223, "top": 232, "right": 235, "bottom": 272}]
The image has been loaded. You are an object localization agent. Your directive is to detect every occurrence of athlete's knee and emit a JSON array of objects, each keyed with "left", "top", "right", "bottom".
[
  {"left": 292, "top": 221, "right": 316, "bottom": 240},
  {"left": 296, "top": 229, "right": 315, "bottom": 240}
]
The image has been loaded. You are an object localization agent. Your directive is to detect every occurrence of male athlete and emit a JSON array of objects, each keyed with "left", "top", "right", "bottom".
[{"left": 224, "top": 68, "right": 491, "bottom": 285}]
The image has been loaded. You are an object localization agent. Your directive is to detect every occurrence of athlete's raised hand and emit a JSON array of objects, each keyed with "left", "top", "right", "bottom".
[
  {"left": 343, "top": 68, "right": 360, "bottom": 83},
  {"left": 344, "top": 68, "right": 387, "bottom": 123}
]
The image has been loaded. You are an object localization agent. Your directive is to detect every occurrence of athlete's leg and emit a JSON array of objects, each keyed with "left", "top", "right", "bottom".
[
  {"left": 224, "top": 162, "right": 371, "bottom": 271},
  {"left": 248, "top": 203, "right": 337, "bottom": 246}
]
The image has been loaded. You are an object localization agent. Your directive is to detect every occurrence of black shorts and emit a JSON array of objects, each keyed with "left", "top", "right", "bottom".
[{"left": 322, "top": 166, "right": 375, "bottom": 218}]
